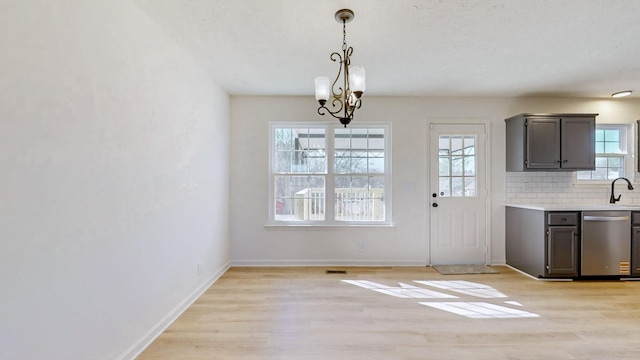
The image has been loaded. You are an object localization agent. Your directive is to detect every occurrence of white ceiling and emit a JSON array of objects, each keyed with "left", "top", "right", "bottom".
[{"left": 132, "top": 0, "right": 640, "bottom": 98}]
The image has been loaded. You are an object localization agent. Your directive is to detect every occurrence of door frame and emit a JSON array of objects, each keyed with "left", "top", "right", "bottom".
[{"left": 425, "top": 119, "right": 492, "bottom": 265}]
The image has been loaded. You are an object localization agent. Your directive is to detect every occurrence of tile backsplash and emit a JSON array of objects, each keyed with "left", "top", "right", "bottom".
[{"left": 505, "top": 172, "right": 640, "bottom": 204}]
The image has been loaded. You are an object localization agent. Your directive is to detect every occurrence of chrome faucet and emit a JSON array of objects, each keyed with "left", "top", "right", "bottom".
[{"left": 609, "top": 177, "right": 634, "bottom": 204}]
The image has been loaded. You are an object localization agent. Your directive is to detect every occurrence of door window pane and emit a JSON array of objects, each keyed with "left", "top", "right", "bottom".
[
  {"left": 451, "top": 156, "right": 463, "bottom": 176},
  {"left": 439, "top": 177, "right": 451, "bottom": 197},
  {"left": 451, "top": 177, "right": 464, "bottom": 197},
  {"left": 464, "top": 157, "right": 476, "bottom": 176},
  {"left": 464, "top": 177, "right": 477, "bottom": 196},
  {"left": 439, "top": 156, "right": 450, "bottom": 176},
  {"left": 438, "top": 135, "right": 477, "bottom": 197}
]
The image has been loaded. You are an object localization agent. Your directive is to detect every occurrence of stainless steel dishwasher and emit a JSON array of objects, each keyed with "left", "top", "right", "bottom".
[{"left": 581, "top": 211, "right": 631, "bottom": 276}]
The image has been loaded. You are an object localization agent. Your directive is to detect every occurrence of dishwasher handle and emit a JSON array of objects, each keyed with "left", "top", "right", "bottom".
[{"left": 583, "top": 215, "right": 630, "bottom": 222}]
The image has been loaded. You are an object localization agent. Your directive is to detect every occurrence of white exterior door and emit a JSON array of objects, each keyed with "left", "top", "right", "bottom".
[{"left": 428, "top": 123, "right": 488, "bottom": 265}]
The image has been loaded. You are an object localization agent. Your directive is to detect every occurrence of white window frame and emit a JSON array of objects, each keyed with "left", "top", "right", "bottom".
[
  {"left": 268, "top": 122, "right": 392, "bottom": 226},
  {"left": 575, "top": 124, "right": 634, "bottom": 184}
]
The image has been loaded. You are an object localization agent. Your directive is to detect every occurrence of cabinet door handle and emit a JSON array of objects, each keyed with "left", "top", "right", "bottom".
[{"left": 584, "top": 216, "right": 630, "bottom": 221}]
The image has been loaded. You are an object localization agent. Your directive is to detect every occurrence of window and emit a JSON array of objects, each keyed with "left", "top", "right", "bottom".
[
  {"left": 576, "top": 124, "right": 633, "bottom": 181},
  {"left": 438, "top": 135, "right": 477, "bottom": 197},
  {"left": 269, "top": 123, "right": 390, "bottom": 225}
]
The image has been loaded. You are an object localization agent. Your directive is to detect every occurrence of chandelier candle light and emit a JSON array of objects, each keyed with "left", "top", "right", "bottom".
[{"left": 315, "top": 9, "right": 365, "bottom": 127}]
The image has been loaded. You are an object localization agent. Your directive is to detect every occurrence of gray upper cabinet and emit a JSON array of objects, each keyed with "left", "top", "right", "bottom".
[
  {"left": 526, "top": 117, "right": 561, "bottom": 169},
  {"left": 506, "top": 113, "right": 597, "bottom": 171}
]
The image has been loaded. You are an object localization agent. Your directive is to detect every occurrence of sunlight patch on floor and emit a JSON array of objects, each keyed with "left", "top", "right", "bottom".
[
  {"left": 341, "top": 280, "right": 458, "bottom": 299},
  {"left": 413, "top": 280, "right": 508, "bottom": 298},
  {"left": 342, "top": 279, "right": 539, "bottom": 319},
  {"left": 419, "top": 301, "right": 540, "bottom": 319}
]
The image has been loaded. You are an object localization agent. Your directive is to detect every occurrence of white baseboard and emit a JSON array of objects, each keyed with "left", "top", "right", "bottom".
[
  {"left": 231, "top": 260, "right": 508, "bottom": 267},
  {"left": 116, "top": 261, "right": 231, "bottom": 360},
  {"left": 230, "top": 259, "right": 426, "bottom": 267}
]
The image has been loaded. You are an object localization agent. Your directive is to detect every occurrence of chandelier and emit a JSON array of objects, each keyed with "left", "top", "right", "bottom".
[{"left": 314, "top": 9, "right": 365, "bottom": 127}]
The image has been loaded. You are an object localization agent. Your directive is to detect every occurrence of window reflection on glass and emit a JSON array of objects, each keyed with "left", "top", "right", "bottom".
[{"left": 438, "top": 135, "right": 477, "bottom": 197}]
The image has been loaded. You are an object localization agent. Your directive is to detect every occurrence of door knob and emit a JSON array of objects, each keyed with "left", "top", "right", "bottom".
[{"left": 432, "top": 203, "right": 438, "bottom": 208}]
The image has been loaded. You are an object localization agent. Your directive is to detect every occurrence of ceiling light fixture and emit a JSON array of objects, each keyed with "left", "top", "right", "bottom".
[
  {"left": 315, "top": 9, "right": 365, "bottom": 127},
  {"left": 611, "top": 90, "right": 632, "bottom": 98}
]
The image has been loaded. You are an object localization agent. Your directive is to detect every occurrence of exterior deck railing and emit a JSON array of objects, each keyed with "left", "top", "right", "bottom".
[{"left": 292, "top": 187, "right": 384, "bottom": 221}]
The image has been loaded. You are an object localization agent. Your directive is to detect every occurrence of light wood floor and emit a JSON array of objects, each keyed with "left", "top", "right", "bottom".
[{"left": 138, "top": 266, "right": 640, "bottom": 359}]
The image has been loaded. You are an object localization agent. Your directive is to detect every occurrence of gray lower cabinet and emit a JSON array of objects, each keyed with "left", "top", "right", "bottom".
[
  {"left": 632, "top": 212, "right": 640, "bottom": 276},
  {"left": 505, "top": 113, "right": 597, "bottom": 171},
  {"left": 547, "top": 225, "right": 579, "bottom": 276},
  {"left": 506, "top": 206, "right": 579, "bottom": 278}
]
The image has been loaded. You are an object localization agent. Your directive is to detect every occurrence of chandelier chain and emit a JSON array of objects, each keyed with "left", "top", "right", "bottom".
[{"left": 342, "top": 20, "right": 347, "bottom": 52}]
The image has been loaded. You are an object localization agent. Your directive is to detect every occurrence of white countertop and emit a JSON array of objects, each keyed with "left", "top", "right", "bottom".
[{"left": 506, "top": 204, "right": 640, "bottom": 211}]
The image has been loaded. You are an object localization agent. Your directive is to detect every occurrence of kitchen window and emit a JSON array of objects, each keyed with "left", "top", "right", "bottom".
[
  {"left": 576, "top": 124, "right": 633, "bottom": 182},
  {"left": 269, "top": 123, "right": 391, "bottom": 225}
]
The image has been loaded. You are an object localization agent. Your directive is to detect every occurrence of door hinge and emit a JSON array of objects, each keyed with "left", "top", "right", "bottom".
[{"left": 525, "top": 119, "right": 528, "bottom": 126}]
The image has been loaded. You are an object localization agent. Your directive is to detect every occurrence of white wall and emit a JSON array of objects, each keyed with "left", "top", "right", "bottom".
[
  {"left": 0, "top": 1, "right": 229, "bottom": 359},
  {"left": 230, "top": 96, "right": 640, "bottom": 266}
]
